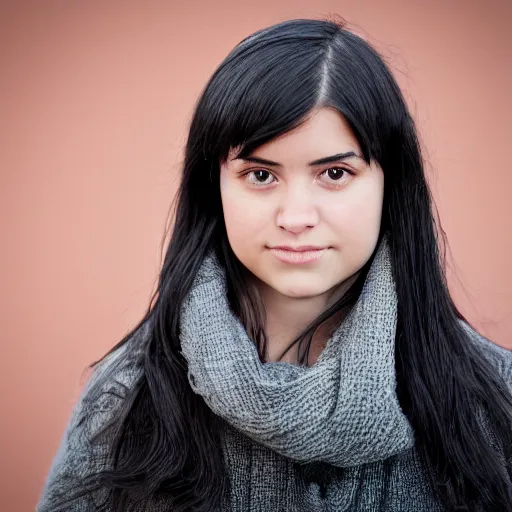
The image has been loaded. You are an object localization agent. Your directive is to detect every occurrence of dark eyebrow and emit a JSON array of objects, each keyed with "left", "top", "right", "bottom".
[{"left": 235, "top": 151, "right": 363, "bottom": 167}]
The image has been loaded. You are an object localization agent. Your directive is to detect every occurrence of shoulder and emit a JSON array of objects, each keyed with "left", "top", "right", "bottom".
[
  {"left": 58, "top": 318, "right": 151, "bottom": 449},
  {"left": 78, "top": 321, "right": 150, "bottom": 435},
  {"left": 458, "top": 319, "right": 512, "bottom": 387},
  {"left": 37, "top": 321, "right": 151, "bottom": 511}
]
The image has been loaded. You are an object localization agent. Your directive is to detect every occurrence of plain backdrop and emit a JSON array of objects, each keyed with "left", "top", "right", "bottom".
[{"left": 1, "top": 1, "right": 511, "bottom": 510}]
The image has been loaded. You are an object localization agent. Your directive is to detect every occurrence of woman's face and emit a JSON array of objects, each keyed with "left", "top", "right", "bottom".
[{"left": 219, "top": 107, "right": 384, "bottom": 301}]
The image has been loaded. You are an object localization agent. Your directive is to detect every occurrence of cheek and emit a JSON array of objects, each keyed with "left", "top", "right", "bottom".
[
  {"left": 327, "top": 178, "right": 384, "bottom": 236},
  {"left": 220, "top": 185, "right": 272, "bottom": 255}
]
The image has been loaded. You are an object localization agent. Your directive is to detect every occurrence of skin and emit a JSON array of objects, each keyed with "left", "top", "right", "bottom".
[{"left": 219, "top": 107, "right": 385, "bottom": 365}]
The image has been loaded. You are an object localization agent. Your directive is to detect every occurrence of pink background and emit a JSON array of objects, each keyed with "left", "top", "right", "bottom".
[{"left": 1, "top": 1, "right": 511, "bottom": 510}]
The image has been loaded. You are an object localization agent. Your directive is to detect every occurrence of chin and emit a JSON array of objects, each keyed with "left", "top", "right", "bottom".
[{"left": 273, "top": 281, "right": 330, "bottom": 299}]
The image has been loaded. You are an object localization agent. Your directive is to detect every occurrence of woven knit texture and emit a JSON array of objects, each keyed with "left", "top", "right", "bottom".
[{"left": 179, "top": 235, "right": 415, "bottom": 467}]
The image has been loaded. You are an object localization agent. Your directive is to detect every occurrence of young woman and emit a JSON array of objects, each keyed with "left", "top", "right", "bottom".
[{"left": 37, "top": 18, "right": 512, "bottom": 512}]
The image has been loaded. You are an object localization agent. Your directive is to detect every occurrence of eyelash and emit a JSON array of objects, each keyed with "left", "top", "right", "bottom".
[{"left": 242, "top": 167, "right": 355, "bottom": 188}]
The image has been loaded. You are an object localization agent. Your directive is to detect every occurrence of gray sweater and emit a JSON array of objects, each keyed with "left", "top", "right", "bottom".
[{"left": 37, "top": 323, "right": 512, "bottom": 511}]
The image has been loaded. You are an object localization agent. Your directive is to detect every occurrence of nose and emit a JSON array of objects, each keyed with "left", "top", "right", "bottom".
[{"left": 276, "top": 185, "right": 319, "bottom": 234}]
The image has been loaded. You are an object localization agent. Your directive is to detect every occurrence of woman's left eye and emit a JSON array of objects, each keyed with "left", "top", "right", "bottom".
[{"left": 319, "top": 167, "right": 353, "bottom": 184}]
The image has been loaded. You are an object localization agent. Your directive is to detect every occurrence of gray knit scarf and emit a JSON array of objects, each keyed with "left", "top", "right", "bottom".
[{"left": 179, "top": 235, "right": 415, "bottom": 468}]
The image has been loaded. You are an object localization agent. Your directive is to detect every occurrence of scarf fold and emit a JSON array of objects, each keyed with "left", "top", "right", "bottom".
[{"left": 179, "top": 235, "right": 415, "bottom": 468}]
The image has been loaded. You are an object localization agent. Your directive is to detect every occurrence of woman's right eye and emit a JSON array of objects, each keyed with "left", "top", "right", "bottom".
[{"left": 245, "top": 170, "right": 275, "bottom": 186}]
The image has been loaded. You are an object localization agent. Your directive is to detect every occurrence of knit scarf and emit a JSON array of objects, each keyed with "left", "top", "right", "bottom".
[{"left": 179, "top": 235, "right": 415, "bottom": 468}]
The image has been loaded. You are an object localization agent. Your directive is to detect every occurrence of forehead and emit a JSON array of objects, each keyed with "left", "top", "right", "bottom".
[{"left": 226, "top": 108, "right": 361, "bottom": 165}]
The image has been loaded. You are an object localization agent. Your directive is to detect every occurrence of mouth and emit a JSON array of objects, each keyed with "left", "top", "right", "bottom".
[{"left": 267, "top": 245, "right": 329, "bottom": 265}]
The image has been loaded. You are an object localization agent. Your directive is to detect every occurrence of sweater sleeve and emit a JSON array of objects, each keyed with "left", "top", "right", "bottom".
[{"left": 36, "top": 330, "right": 145, "bottom": 512}]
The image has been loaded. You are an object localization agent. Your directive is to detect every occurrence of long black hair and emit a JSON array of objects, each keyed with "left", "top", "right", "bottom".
[{"left": 64, "top": 17, "right": 512, "bottom": 511}]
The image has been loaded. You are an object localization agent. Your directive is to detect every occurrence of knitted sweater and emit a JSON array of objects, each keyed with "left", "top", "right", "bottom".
[{"left": 37, "top": 321, "right": 512, "bottom": 511}]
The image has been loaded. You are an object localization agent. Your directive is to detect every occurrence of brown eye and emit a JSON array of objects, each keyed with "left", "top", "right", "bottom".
[
  {"left": 319, "top": 167, "right": 354, "bottom": 186},
  {"left": 326, "top": 168, "right": 346, "bottom": 180},
  {"left": 246, "top": 170, "right": 275, "bottom": 186},
  {"left": 254, "top": 171, "right": 271, "bottom": 182}
]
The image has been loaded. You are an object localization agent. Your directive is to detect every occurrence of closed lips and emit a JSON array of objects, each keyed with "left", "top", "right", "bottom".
[
  {"left": 268, "top": 246, "right": 328, "bottom": 264},
  {"left": 269, "top": 246, "right": 327, "bottom": 251}
]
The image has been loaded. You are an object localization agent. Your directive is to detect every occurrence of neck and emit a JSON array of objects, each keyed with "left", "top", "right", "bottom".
[{"left": 255, "top": 272, "right": 360, "bottom": 365}]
